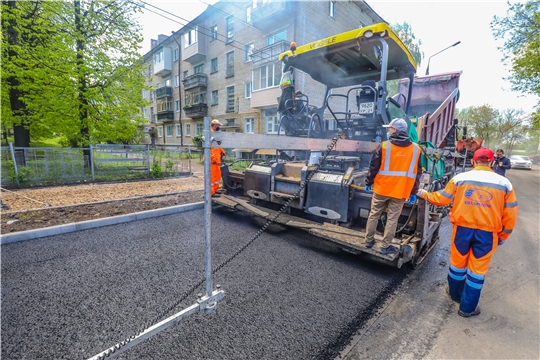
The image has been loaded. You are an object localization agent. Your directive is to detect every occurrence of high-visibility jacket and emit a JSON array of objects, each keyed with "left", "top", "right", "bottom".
[
  {"left": 373, "top": 140, "right": 421, "bottom": 199},
  {"left": 210, "top": 147, "right": 226, "bottom": 195},
  {"left": 420, "top": 166, "right": 518, "bottom": 239}
]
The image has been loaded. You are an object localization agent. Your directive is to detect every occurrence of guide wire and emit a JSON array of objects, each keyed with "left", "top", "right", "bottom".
[{"left": 95, "top": 135, "right": 342, "bottom": 359}]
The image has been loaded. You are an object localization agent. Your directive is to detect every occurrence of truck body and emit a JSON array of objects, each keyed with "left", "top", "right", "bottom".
[{"left": 213, "top": 23, "right": 462, "bottom": 267}]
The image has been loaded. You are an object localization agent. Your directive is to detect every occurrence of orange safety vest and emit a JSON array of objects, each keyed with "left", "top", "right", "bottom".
[{"left": 374, "top": 141, "right": 420, "bottom": 199}]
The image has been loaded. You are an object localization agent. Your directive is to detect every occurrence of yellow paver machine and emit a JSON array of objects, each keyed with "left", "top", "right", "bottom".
[{"left": 213, "top": 23, "right": 462, "bottom": 268}]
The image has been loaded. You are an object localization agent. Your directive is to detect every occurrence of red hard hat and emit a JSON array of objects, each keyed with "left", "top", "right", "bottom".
[{"left": 473, "top": 148, "right": 494, "bottom": 161}]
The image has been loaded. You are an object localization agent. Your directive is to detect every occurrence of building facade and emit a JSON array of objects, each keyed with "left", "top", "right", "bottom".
[{"left": 141, "top": 0, "right": 384, "bottom": 147}]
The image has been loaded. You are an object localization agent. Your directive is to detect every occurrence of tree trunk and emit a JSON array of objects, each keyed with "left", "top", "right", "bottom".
[
  {"left": 7, "top": 1, "right": 30, "bottom": 147},
  {"left": 74, "top": 0, "right": 90, "bottom": 163}
]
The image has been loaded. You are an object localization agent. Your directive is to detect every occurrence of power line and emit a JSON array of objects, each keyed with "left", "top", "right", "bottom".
[{"left": 136, "top": 0, "right": 284, "bottom": 64}]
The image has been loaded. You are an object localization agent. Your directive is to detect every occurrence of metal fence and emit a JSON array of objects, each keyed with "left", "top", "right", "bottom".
[{"left": 1, "top": 143, "right": 193, "bottom": 187}]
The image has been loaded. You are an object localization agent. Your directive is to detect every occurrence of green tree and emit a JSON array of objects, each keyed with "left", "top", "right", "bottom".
[
  {"left": 387, "top": 22, "right": 423, "bottom": 97},
  {"left": 1, "top": 0, "right": 149, "bottom": 148},
  {"left": 491, "top": 1, "right": 540, "bottom": 124},
  {"left": 456, "top": 105, "right": 499, "bottom": 147}
]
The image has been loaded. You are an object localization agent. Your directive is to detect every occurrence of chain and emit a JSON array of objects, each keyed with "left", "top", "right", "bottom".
[{"left": 95, "top": 135, "right": 342, "bottom": 359}]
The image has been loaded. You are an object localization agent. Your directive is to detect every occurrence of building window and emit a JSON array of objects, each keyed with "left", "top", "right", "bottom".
[
  {"left": 211, "top": 90, "right": 218, "bottom": 105},
  {"left": 244, "top": 42, "right": 254, "bottom": 62},
  {"left": 183, "top": 70, "right": 188, "bottom": 78},
  {"left": 252, "top": 63, "right": 281, "bottom": 90},
  {"left": 157, "top": 126, "right": 163, "bottom": 137},
  {"left": 245, "top": 82, "right": 252, "bottom": 98},
  {"left": 226, "top": 86, "right": 235, "bottom": 113},
  {"left": 164, "top": 78, "right": 171, "bottom": 87},
  {"left": 265, "top": 111, "right": 279, "bottom": 134},
  {"left": 165, "top": 125, "right": 173, "bottom": 137},
  {"left": 329, "top": 1, "right": 336, "bottom": 18},
  {"left": 196, "top": 123, "right": 204, "bottom": 134},
  {"left": 142, "top": 89, "right": 146, "bottom": 99},
  {"left": 184, "top": 26, "right": 197, "bottom": 47},
  {"left": 150, "top": 107, "right": 154, "bottom": 117},
  {"left": 176, "top": 124, "right": 181, "bottom": 136},
  {"left": 173, "top": 48, "right": 179, "bottom": 61},
  {"left": 210, "top": 24, "right": 218, "bottom": 41},
  {"left": 143, "top": 108, "right": 147, "bottom": 118},
  {"left": 226, "top": 15, "right": 234, "bottom": 42},
  {"left": 144, "top": 127, "right": 149, "bottom": 137},
  {"left": 267, "top": 29, "right": 287, "bottom": 45},
  {"left": 150, "top": 91, "right": 153, "bottom": 100},
  {"left": 175, "top": 100, "right": 180, "bottom": 112},
  {"left": 194, "top": 63, "right": 204, "bottom": 74},
  {"left": 184, "top": 88, "right": 206, "bottom": 105},
  {"left": 226, "top": 51, "right": 234, "bottom": 77},
  {"left": 185, "top": 123, "right": 191, "bottom": 136},
  {"left": 174, "top": 75, "right": 179, "bottom": 87},
  {"left": 153, "top": 50, "right": 163, "bottom": 65},
  {"left": 244, "top": 117, "right": 254, "bottom": 133},
  {"left": 211, "top": 57, "right": 218, "bottom": 73}
]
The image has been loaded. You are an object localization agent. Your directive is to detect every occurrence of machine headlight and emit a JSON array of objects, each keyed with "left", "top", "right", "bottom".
[{"left": 364, "top": 30, "right": 373, "bottom": 38}]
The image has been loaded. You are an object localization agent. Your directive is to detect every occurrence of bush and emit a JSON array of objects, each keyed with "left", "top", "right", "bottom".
[
  {"left": 150, "top": 162, "right": 163, "bottom": 178},
  {"left": 6, "top": 160, "right": 31, "bottom": 184}
]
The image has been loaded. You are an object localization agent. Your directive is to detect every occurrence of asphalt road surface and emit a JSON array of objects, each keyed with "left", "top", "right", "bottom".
[
  {"left": 341, "top": 165, "right": 540, "bottom": 359},
  {"left": 2, "top": 204, "right": 407, "bottom": 359}
]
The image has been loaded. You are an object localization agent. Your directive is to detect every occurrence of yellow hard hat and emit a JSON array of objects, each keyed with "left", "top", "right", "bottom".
[{"left": 211, "top": 119, "right": 223, "bottom": 126}]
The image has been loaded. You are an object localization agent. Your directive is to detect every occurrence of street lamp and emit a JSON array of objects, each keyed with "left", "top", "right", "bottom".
[{"left": 425, "top": 41, "right": 461, "bottom": 76}]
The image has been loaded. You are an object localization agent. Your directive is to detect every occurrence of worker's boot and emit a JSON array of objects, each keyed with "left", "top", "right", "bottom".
[
  {"left": 458, "top": 307, "right": 481, "bottom": 318},
  {"left": 364, "top": 240, "right": 374, "bottom": 248},
  {"left": 380, "top": 245, "right": 399, "bottom": 255}
]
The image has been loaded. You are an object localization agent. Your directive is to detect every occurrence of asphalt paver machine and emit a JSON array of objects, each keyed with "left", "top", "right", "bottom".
[{"left": 213, "top": 23, "right": 462, "bottom": 268}]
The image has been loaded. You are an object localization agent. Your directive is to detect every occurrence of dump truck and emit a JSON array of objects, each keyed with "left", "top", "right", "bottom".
[{"left": 213, "top": 23, "right": 462, "bottom": 268}]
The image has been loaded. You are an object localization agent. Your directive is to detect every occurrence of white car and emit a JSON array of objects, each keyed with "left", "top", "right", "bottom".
[{"left": 509, "top": 155, "right": 533, "bottom": 170}]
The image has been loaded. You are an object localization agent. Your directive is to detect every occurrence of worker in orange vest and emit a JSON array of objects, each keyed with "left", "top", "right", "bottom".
[
  {"left": 364, "top": 118, "right": 422, "bottom": 255},
  {"left": 210, "top": 119, "right": 226, "bottom": 197},
  {"left": 417, "top": 148, "right": 518, "bottom": 317}
]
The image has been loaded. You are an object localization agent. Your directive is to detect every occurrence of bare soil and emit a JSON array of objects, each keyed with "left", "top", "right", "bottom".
[{"left": 1, "top": 176, "right": 205, "bottom": 234}]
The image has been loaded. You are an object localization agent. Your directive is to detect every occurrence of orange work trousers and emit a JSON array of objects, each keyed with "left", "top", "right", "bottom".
[
  {"left": 211, "top": 163, "right": 222, "bottom": 195},
  {"left": 447, "top": 225, "right": 498, "bottom": 313}
]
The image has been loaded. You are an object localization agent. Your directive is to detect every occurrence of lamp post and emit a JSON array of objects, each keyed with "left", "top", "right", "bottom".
[{"left": 425, "top": 41, "right": 461, "bottom": 76}]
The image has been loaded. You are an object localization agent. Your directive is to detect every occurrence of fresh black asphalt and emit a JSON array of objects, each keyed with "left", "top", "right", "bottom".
[{"left": 2, "top": 206, "right": 406, "bottom": 360}]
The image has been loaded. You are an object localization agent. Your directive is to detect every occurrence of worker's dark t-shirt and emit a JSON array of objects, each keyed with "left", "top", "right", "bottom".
[{"left": 492, "top": 156, "right": 511, "bottom": 177}]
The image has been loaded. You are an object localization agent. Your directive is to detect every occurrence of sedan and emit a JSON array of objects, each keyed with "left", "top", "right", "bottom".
[{"left": 510, "top": 155, "right": 533, "bottom": 170}]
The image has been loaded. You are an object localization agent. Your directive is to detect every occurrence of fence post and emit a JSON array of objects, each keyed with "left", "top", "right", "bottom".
[
  {"left": 188, "top": 145, "right": 192, "bottom": 174},
  {"left": 8, "top": 142, "right": 20, "bottom": 187},
  {"left": 146, "top": 144, "right": 151, "bottom": 175},
  {"left": 89, "top": 144, "right": 95, "bottom": 181}
]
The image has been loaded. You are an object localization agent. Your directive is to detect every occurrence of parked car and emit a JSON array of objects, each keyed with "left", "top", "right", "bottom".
[
  {"left": 509, "top": 155, "right": 533, "bottom": 170},
  {"left": 529, "top": 154, "right": 540, "bottom": 164}
]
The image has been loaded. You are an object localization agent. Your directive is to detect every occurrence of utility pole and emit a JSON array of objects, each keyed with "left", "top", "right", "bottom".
[{"left": 171, "top": 31, "right": 184, "bottom": 146}]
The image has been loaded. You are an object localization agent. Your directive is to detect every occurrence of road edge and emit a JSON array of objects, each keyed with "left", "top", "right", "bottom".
[{"left": 1, "top": 202, "right": 204, "bottom": 244}]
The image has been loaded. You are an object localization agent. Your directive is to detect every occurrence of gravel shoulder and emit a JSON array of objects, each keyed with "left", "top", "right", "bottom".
[{"left": 1, "top": 177, "right": 204, "bottom": 234}]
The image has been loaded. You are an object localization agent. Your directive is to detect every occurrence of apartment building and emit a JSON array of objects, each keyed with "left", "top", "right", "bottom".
[{"left": 141, "top": 0, "right": 384, "bottom": 148}]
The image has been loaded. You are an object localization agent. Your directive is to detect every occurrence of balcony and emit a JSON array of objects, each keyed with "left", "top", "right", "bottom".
[
  {"left": 252, "top": 40, "right": 290, "bottom": 67},
  {"left": 155, "top": 86, "right": 173, "bottom": 99},
  {"left": 184, "top": 103, "right": 208, "bottom": 118},
  {"left": 157, "top": 111, "right": 174, "bottom": 121},
  {"left": 251, "top": 0, "right": 290, "bottom": 31},
  {"left": 182, "top": 73, "right": 208, "bottom": 90},
  {"left": 154, "top": 47, "right": 172, "bottom": 77}
]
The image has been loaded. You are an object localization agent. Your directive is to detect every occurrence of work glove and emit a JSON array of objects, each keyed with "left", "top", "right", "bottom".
[
  {"left": 417, "top": 189, "right": 428, "bottom": 199},
  {"left": 407, "top": 195, "right": 417, "bottom": 205},
  {"left": 364, "top": 185, "right": 372, "bottom": 194},
  {"left": 498, "top": 239, "right": 505, "bottom": 246}
]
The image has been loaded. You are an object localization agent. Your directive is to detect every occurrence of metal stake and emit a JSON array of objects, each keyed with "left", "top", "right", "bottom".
[{"left": 202, "top": 116, "right": 213, "bottom": 299}]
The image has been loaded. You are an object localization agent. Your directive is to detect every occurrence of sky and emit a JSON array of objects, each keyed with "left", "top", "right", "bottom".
[{"left": 137, "top": 0, "right": 539, "bottom": 114}]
